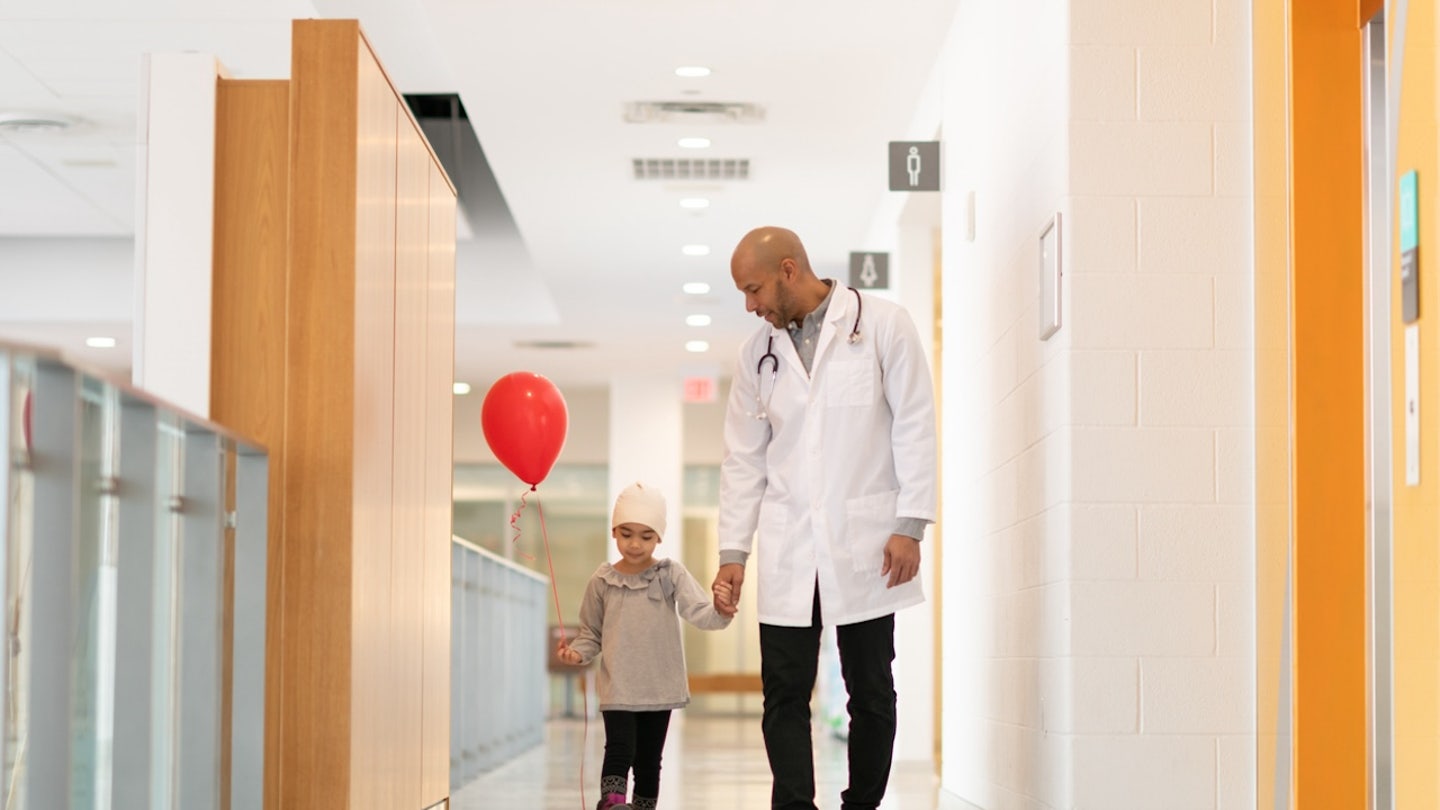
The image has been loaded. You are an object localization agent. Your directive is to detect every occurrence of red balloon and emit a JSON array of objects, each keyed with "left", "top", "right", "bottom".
[{"left": 481, "top": 372, "right": 569, "bottom": 487}]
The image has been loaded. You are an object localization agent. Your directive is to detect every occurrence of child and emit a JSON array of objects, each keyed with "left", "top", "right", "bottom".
[{"left": 557, "top": 481, "right": 733, "bottom": 810}]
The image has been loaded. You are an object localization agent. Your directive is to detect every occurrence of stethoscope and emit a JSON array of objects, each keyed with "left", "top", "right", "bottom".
[{"left": 752, "top": 287, "right": 863, "bottom": 421}]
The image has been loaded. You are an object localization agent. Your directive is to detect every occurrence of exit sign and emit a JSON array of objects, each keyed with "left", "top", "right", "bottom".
[{"left": 683, "top": 376, "right": 717, "bottom": 403}]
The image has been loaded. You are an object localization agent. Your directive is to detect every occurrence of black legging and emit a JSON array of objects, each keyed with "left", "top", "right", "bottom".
[{"left": 601, "top": 709, "right": 672, "bottom": 799}]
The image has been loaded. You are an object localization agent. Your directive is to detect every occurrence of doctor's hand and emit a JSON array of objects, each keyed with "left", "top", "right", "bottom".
[
  {"left": 881, "top": 534, "right": 921, "bottom": 588},
  {"left": 712, "top": 564, "right": 745, "bottom": 617}
]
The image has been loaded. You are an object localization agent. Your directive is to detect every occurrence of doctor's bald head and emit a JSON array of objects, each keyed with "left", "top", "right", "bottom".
[
  {"left": 731, "top": 226, "right": 814, "bottom": 281},
  {"left": 730, "top": 226, "right": 828, "bottom": 330}
]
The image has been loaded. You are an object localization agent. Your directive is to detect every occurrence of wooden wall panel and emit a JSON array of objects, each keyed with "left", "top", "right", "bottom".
[
  {"left": 211, "top": 78, "right": 289, "bottom": 810},
  {"left": 422, "top": 157, "right": 456, "bottom": 804},
  {"left": 351, "top": 43, "right": 400, "bottom": 810},
  {"left": 212, "top": 20, "right": 456, "bottom": 809},
  {"left": 285, "top": 19, "right": 361, "bottom": 806},
  {"left": 390, "top": 113, "right": 431, "bottom": 803}
]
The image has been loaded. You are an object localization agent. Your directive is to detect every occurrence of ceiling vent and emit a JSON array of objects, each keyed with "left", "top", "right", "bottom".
[
  {"left": 513, "top": 340, "right": 593, "bottom": 350},
  {"left": 632, "top": 158, "right": 750, "bottom": 181},
  {"left": 0, "top": 111, "right": 83, "bottom": 136},
  {"left": 624, "top": 101, "right": 765, "bottom": 125}
]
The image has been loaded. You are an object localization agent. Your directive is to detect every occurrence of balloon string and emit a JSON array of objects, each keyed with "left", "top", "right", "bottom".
[
  {"left": 531, "top": 495, "right": 589, "bottom": 810},
  {"left": 507, "top": 488, "right": 537, "bottom": 563}
]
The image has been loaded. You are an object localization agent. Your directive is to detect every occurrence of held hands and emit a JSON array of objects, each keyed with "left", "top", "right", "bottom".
[
  {"left": 555, "top": 641, "right": 583, "bottom": 666},
  {"left": 713, "top": 581, "right": 734, "bottom": 611},
  {"left": 711, "top": 563, "right": 744, "bottom": 617},
  {"left": 880, "top": 533, "right": 921, "bottom": 588}
]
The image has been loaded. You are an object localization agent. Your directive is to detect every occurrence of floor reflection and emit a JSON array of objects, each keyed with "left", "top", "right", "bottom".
[{"left": 450, "top": 714, "right": 979, "bottom": 810}]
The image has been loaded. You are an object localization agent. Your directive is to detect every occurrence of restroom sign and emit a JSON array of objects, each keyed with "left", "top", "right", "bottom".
[
  {"left": 848, "top": 252, "right": 890, "bottom": 290},
  {"left": 889, "top": 141, "right": 940, "bottom": 191}
]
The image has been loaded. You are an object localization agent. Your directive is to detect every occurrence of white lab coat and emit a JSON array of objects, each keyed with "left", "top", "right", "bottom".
[{"left": 718, "top": 284, "right": 937, "bottom": 627}]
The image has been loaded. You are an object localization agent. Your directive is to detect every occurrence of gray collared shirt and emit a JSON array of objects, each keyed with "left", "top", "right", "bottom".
[{"left": 786, "top": 279, "right": 836, "bottom": 373}]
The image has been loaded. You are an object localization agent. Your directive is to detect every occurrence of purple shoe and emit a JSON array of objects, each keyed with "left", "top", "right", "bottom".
[{"left": 596, "top": 793, "right": 631, "bottom": 810}]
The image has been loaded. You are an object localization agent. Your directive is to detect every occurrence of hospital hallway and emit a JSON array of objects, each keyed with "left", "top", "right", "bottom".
[{"left": 449, "top": 715, "right": 980, "bottom": 810}]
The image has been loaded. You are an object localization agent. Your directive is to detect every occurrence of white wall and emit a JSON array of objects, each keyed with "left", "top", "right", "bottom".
[
  {"left": 853, "top": 192, "right": 943, "bottom": 765},
  {"left": 454, "top": 383, "right": 611, "bottom": 465},
  {"left": 938, "top": 0, "right": 1071, "bottom": 805},
  {"left": 1065, "top": 1, "right": 1253, "bottom": 807},
  {"left": 937, "top": 0, "right": 1254, "bottom": 808},
  {"left": 608, "top": 373, "right": 685, "bottom": 561},
  {"left": 0, "top": 238, "right": 132, "bottom": 321},
  {"left": 453, "top": 382, "right": 728, "bottom": 467},
  {"left": 132, "top": 52, "right": 221, "bottom": 417}
]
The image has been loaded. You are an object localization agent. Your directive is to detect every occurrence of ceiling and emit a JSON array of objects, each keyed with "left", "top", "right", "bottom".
[{"left": 0, "top": 0, "right": 956, "bottom": 394}]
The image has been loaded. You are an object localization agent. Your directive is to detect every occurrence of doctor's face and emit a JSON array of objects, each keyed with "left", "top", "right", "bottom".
[{"left": 732, "top": 261, "right": 798, "bottom": 330}]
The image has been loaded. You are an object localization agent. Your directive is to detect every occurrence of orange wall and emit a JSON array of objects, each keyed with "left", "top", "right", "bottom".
[
  {"left": 1251, "top": 0, "right": 1290, "bottom": 805},
  {"left": 1254, "top": 1, "right": 1369, "bottom": 806},
  {"left": 1290, "top": 4, "right": 1368, "bottom": 805},
  {"left": 1391, "top": 1, "right": 1440, "bottom": 805}
]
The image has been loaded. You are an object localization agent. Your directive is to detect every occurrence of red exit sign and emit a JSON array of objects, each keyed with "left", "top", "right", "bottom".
[{"left": 682, "top": 376, "right": 717, "bottom": 403}]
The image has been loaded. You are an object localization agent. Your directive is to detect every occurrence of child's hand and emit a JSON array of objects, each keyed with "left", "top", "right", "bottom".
[
  {"left": 712, "top": 581, "right": 733, "bottom": 608},
  {"left": 556, "top": 642, "right": 583, "bottom": 666}
]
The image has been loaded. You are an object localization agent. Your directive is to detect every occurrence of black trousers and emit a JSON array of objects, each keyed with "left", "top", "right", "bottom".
[
  {"left": 759, "top": 586, "right": 897, "bottom": 810},
  {"left": 601, "top": 709, "right": 672, "bottom": 799}
]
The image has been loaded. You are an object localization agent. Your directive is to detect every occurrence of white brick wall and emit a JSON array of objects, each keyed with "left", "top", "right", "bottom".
[
  {"left": 938, "top": 0, "right": 1253, "bottom": 807},
  {"left": 937, "top": 0, "right": 1071, "bottom": 804}
]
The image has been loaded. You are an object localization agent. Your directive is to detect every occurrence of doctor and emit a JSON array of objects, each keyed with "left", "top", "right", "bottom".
[{"left": 711, "top": 226, "right": 937, "bottom": 810}]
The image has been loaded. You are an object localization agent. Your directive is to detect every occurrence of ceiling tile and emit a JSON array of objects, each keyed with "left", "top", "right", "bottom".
[{"left": 0, "top": 143, "right": 125, "bottom": 235}]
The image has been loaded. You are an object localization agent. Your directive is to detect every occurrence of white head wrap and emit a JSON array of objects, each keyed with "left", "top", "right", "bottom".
[{"left": 611, "top": 481, "right": 666, "bottom": 537}]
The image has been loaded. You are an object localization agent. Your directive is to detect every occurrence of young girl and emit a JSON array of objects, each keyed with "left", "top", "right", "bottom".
[{"left": 557, "top": 481, "right": 732, "bottom": 810}]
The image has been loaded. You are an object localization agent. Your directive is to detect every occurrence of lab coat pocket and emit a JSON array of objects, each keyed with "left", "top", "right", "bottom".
[
  {"left": 756, "top": 500, "right": 790, "bottom": 575},
  {"left": 844, "top": 488, "right": 898, "bottom": 574},
  {"left": 825, "top": 359, "right": 875, "bottom": 408}
]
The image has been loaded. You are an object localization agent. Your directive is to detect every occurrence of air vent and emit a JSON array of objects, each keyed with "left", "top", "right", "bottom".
[
  {"left": 0, "top": 111, "right": 83, "bottom": 135},
  {"left": 512, "top": 340, "right": 594, "bottom": 350},
  {"left": 632, "top": 158, "right": 750, "bottom": 181},
  {"left": 624, "top": 101, "right": 765, "bottom": 125}
]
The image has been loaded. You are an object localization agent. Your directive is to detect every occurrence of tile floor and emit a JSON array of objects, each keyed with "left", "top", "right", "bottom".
[{"left": 449, "top": 714, "right": 981, "bottom": 810}]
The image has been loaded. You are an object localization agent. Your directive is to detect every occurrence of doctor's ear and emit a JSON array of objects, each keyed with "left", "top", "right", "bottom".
[{"left": 778, "top": 257, "right": 798, "bottom": 279}]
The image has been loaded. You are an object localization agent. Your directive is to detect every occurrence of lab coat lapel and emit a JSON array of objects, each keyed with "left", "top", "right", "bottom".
[
  {"left": 812, "top": 284, "right": 853, "bottom": 370},
  {"left": 770, "top": 325, "right": 806, "bottom": 381}
]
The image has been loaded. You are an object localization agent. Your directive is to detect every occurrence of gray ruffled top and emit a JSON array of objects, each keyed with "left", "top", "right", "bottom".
[{"left": 566, "top": 558, "right": 731, "bottom": 711}]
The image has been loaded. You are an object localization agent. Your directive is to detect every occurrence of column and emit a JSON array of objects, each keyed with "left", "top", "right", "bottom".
[{"left": 608, "top": 375, "right": 685, "bottom": 562}]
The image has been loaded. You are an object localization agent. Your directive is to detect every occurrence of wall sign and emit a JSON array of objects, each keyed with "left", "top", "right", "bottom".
[
  {"left": 888, "top": 141, "right": 940, "bottom": 191},
  {"left": 1401, "top": 170, "right": 1419, "bottom": 323},
  {"left": 848, "top": 252, "right": 891, "bottom": 290}
]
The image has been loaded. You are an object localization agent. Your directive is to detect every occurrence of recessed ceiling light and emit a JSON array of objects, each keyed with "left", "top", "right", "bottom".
[
  {"left": 685, "top": 340, "right": 710, "bottom": 353},
  {"left": 686, "top": 314, "right": 713, "bottom": 327},
  {"left": 681, "top": 244, "right": 711, "bottom": 256},
  {"left": 675, "top": 66, "right": 712, "bottom": 78},
  {"left": 453, "top": 382, "right": 472, "bottom": 395},
  {"left": 85, "top": 336, "right": 116, "bottom": 349},
  {"left": 678, "top": 137, "right": 711, "bottom": 149},
  {"left": 683, "top": 282, "right": 711, "bottom": 295},
  {"left": 680, "top": 197, "right": 710, "bottom": 210}
]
